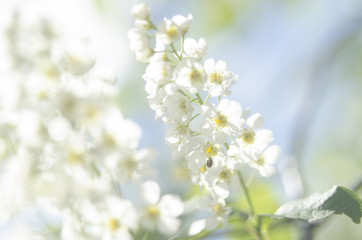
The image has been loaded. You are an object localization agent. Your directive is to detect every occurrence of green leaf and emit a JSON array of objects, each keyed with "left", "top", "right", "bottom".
[{"left": 274, "top": 185, "right": 362, "bottom": 224}]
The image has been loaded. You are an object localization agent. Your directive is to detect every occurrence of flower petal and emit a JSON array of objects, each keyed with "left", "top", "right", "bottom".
[
  {"left": 159, "top": 194, "right": 184, "bottom": 217},
  {"left": 246, "top": 113, "right": 264, "bottom": 129},
  {"left": 141, "top": 181, "right": 160, "bottom": 205}
]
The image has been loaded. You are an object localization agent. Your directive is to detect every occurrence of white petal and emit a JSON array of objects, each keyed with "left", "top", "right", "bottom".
[
  {"left": 203, "top": 58, "right": 215, "bottom": 74},
  {"left": 219, "top": 99, "right": 242, "bottom": 118},
  {"left": 214, "top": 182, "right": 230, "bottom": 199},
  {"left": 211, "top": 130, "right": 229, "bottom": 145},
  {"left": 201, "top": 102, "right": 216, "bottom": 117},
  {"left": 263, "top": 145, "right": 281, "bottom": 164},
  {"left": 141, "top": 181, "right": 160, "bottom": 205},
  {"left": 215, "top": 60, "right": 227, "bottom": 72},
  {"left": 188, "top": 219, "right": 206, "bottom": 236},
  {"left": 187, "top": 150, "right": 205, "bottom": 170},
  {"left": 254, "top": 129, "right": 273, "bottom": 152},
  {"left": 259, "top": 165, "right": 276, "bottom": 177},
  {"left": 159, "top": 194, "right": 184, "bottom": 217},
  {"left": 230, "top": 175, "right": 241, "bottom": 192},
  {"left": 158, "top": 215, "right": 181, "bottom": 235},
  {"left": 205, "top": 214, "right": 219, "bottom": 230},
  {"left": 246, "top": 113, "right": 264, "bottom": 129}
]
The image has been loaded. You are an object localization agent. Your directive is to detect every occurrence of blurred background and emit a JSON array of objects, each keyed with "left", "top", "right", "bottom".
[{"left": 1, "top": 0, "right": 362, "bottom": 239}]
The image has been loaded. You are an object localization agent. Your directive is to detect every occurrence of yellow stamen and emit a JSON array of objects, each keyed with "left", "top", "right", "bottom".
[
  {"left": 205, "top": 144, "right": 218, "bottom": 157},
  {"left": 209, "top": 72, "right": 222, "bottom": 84},
  {"left": 213, "top": 113, "right": 228, "bottom": 128},
  {"left": 167, "top": 25, "right": 179, "bottom": 39},
  {"left": 188, "top": 68, "right": 202, "bottom": 84},
  {"left": 219, "top": 169, "right": 232, "bottom": 181},
  {"left": 213, "top": 204, "right": 223, "bottom": 215},
  {"left": 240, "top": 129, "right": 255, "bottom": 145},
  {"left": 67, "top": 150, "right": 83, "bottom": 163},
  {"left": 256, "top": 156, "right": 265, "bottom": 166},
  {"left": 147, "top": 205, "right": 159, "bottom": 219},
  {"left": 107, "top": 217, "right": 119, "bottom": 231}
]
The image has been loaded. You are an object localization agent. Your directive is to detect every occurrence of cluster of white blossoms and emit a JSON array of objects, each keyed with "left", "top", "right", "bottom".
[
  {"left": 129, "top": 2, "right": 281, "bottom": 232},
  {"left": 0, "top": 11, "right": 183, "bottom": 239}
]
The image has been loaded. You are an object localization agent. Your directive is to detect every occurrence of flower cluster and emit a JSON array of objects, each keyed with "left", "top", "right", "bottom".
[
  {"left": 129, "top": 2, "right": 281, "bottom": 231},
  {"left": 0, "top": 11, "right": 183, "bottom": 239}
]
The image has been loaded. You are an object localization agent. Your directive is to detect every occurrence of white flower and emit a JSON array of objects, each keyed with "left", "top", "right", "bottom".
[
  {"left": 17, "top": 109, "right": 48, "bottom": 149},
  {"left": 104, "top": 148, "right": 155, "bottom": 182},
  {"left": 128, "top": 28, "right": 150, "bottom": 52},
  {"left": 204, "top": 58, "right": 238, "bottom": 97},
  {"left": 47, "top": 117, "right": 72, "bottom": 142},
  {"left": 171, "top": 14, "right": 192, "bottom": 36},
  {"left": 131, "top": 2, "right": 150, "bottom": 20},
  {"left": 156, "top": 14, "right": 192, "bottom": 45},
  {"left": 96, "top": 108, "right": 142, "bottom": 151},
  {"left": 197, "top": 197, "right": 231, "bottom": 231},
  {"left": 232, "top": 113, "right": 273, "bottom": 161},
  {"left": 201, "top": 99, "right": 244, "bottom": 144},
  {"left": 143, "top": 60, "right": 173, "bottom": 86},
  {"left": 183, "top": 38, "right": 208, "bottom": 59},
  {"left": 146, "top": 84, "right": 169, "bottom": 120},
  {"left": 162, "top": 84, "right": 194, "bottom": 123},
  {"left": 248, "top": 145, "right": 280, "bottom": 177},
  {"left": 135, "top": 19, "right": 152, "bottom": 31},
  {"left": 100, "top": 197, "right": 138, "bottom": 240},
  {"left": 59, "top": 38, "right": 96, "bottom": 75},
  {"left": 140, "top": 181, "right": 184, "bottom": 236},
  {"left": 134, "top": 47, "right": 154, "bottom": 63},
  {"left": 175, "top": 59, "right": 206, "bottom": 94},
  {"left": 186, "top": 139, "right": 226, "bottom": 189},
  {"left": 165, "top": 122, "right": 193, "bottom": 160}
]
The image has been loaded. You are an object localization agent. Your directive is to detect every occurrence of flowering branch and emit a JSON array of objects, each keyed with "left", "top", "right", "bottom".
[{"left": 129, "top": 2, "right": 281, "bottom": 237}]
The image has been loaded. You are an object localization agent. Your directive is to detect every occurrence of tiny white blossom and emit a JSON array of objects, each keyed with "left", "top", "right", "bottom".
[
  {"left": 201, "top": 99, "right": 244, "bottom": 144},
  {"left": 140, "top": 181, "right": 184, "bottom": 236},
  {"left": 174, "top": 59, "right": 206, "bottom": 94},
  {"left": 204, "top": 58, "right": 238, "bottom": 97},
  {"left": 59, "top": 38, "right": 96, "bottom": 75},
  {"left": 197, "top": 197, "right": 231, "bottom": 231},
  {"left": 165, "top": 122, "right": 194, "bottom": 160},
  {"left": 156, "top": 14, "right": 192, "bottom": 45},
  {"left": 248, "top": 145, "right": 280, "bottom": 177},
  {"left": 128, "top": 28, "right": 150, "bottom": 52},
  {"left": 100, "top": 197, "right": 138, "bottom": 240},
  {"left": 232, "top": 113, "right": 273, "bottom": 161},
  {"left": 186, "top": 139, "right": 226, "bottom": 189},
  {"left": 183, "top": 38, "right": 208, "bottom": 59},
  {"left": 171, "top": 14, "right": 192, "bottom": 36},
  {"left": 143, "top": 60, "right": 173, "bottom": 85},
  {"left": 162, "top": 85, "right": 194, "bottom": 123},
  {"left": 131, "top": 2, "right": 150, "bottom": 20}
]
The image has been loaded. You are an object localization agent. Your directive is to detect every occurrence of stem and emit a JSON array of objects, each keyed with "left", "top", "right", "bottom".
[
  {"left": 149, "top": 21, "right": 157, "bottom": 30},
  {"left": 246, "top": 170, "right": 257, "bottom": 187},
  {"left": 224, "top": 142, "right": 229, "bottom": 150},
  {"left": 204, "top": 93, "right": 210, "bottom": 103},
  {"left": 237, "top": 171, "right": 264, "bottom": 240},
  {"left": 171, "top": 44, "right": 181, "bottom": 61},
  {"left": 129, "top": 229, "right": 137, "bottom": 240},
  {"left": 238, "top": 171, "right": 255, "bottom": 216},
  {"left": 188, "top": 113, "right": 200, "bottom": 125},
  {"left": 180, "top": 36, "right": 184, "bottom": 58},
  {"left": 218, "top": 96, "right": 221, "bottom": 104},
  {"left": 142, "top": 231, "right": 149, "bottom": 240},
  {"left": 196, "top": 93, "right": 204, "bottom": 104},
  {"left": 178, "top": 89, "right": 194, "bottom": 100}
]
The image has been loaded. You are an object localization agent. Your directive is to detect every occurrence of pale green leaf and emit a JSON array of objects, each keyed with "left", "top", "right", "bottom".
[{"left": 274, "top": 185, "right": 362, "bottom": 224}]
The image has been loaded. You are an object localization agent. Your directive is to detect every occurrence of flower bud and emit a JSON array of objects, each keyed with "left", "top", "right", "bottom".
[{"left": 132, "top": 2, "right": 150, "bottom": 20}]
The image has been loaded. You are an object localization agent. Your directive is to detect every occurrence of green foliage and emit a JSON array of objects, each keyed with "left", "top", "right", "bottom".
[{"left": 273, "top": 185, "right": 362, "bottom": 224}]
